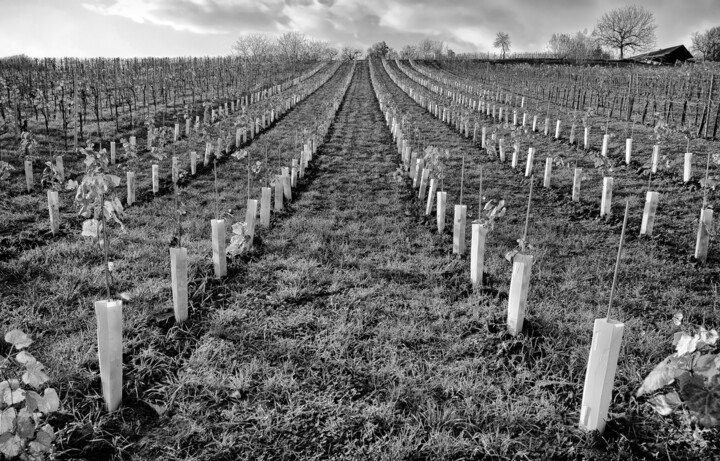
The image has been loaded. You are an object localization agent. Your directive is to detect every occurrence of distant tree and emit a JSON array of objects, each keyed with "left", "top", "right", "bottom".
[
  {"left": 400, "top": 45, "right": 419, "bottom": 59},
  {"left": 446, "top": 48, "right": 456, "bottom": 59},
  {"left": 277, "top": 31, "right": 308, "bottom": 62},
  {"left": 232, "top": 33, "right": 274, "bottom": 63},
  {"left": 307, "top": 38, "right": 339, "bottom": 61},
  {"left": 547, "top": 29, "right": 612, "bottom": 61},
  {"left": 341, "top": 46, "right": 363, "bottom": 61},
  {"left": 493, "top": 32, "right": 511, "bottom": 59},
  {"left": 417, "top": 38, "right": 444, "bottom": 58},
  {"left": 368, "top": 41, "right": 391, "bottom": 58},
  {"left": 592, "top": 5, "right": 656, "bottom": 59},
  {"left": 691, "top": 26, "right": 720, "bottom": 61}
]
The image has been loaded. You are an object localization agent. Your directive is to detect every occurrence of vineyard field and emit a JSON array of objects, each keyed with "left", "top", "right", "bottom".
[{"left": 1, "top": 57, "right": 719, "bottom": 460}]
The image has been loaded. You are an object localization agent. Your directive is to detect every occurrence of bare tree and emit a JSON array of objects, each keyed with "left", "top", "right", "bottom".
[
  {"left": 692, "top": 26, "right": 720, "bottom": 61},
  {"left": 367, "top": 41, "right": 391, "bottom": 58},
  {"left": 417, "top": 38, "right": 444, "bottom": 58},
  {"left": 547, "top": 30, "right": 611, "bottom": 61},
  {"left": 341, "top": 46, "right": 363, "bottom": 61},
  {"left": 307, "top": 38, "right": 339, "bottom": 61},
  {"left": 277, "top": 31, "right": 308, "bottom": 63},
  {"left": 232, "top": 33, "right": 274, "bottom": 63},
  {"left": 400, "top": 45, "right": 418, "bottom": 59},
  {"left": 592, "top": 5, "right": 656, "bottom": 59},
  {"left": 493, "top": 32, "right": 511, "bottom": 59}
]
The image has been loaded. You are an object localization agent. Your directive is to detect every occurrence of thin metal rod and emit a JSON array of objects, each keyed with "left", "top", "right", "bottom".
[
  {"left": 522, "top": 176, "right": 534, "bottom": 244},
  {"left": 607, "top": 200, "right": 630, "bottom": 320},
  {"left": 459, "top": 151, "right": 466, "bottom": 205},
  {"left": 478, "top": 167, "right": 483, "bottom": 215}
]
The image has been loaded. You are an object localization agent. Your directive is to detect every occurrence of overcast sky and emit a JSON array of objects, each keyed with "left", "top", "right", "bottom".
[{"left": 1, "top": 0, "right": 717, "bottom": 58}]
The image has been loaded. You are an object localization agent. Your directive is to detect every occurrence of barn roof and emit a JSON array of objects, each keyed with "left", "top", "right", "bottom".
[{"left": 628, "top": 45, "right": 693, "bottom": 63}]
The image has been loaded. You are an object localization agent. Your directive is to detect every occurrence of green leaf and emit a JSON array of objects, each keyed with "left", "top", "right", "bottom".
[
  {"left": 15, "top": 351, "right": 37, "bottom": 365},
  {"left": 25, "top": 391, "right": 40, "bottom": 413},
  {"left": 4, "top": 330, "right": 32, "bottom": 349},
  {"left": 637, "top": 354, "right": 693, "bottom": 397},
  {"left": 0, "top": 380, "right": 25, "bottom": 405},
  {"left": 694, "top": 354, "right": 720, "bottom": 381},
  {"left": 105, "top": 174, "right": 121, "bottom": 188},
  {"left": 29, "top": 425, "right": 53, "bottom": 453},
  {"left": 81, "top": 219, "right": 99, "bottom": 238},
  {"left": 648, "top": 390, "right": 682, "bottom": 416},
  {"left": 676, "top": 332, "right": 700, "bottom": 355},
  {"left": 0, "top": 433, "right": 23, "bottom": 459},
  {"left": 16, "top": 412, "right": 35, "bottom": 439},
  {"left": 22, "top": 362, "right": 49, "bottom": 388},
  {"left": 680, "top": 376, "right": 720, "bottom": 427},
  {"left": 38, "top": 388, "right": 59, "bottom": 413},
  {"left": 0, "top": 407, "right": 16, "bottom": 434}
]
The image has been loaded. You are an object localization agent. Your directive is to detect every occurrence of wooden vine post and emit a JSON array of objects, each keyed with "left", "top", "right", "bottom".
[
  {"left": 419, "top": 168, "right": 430, "bottom": 201},
  {"left": 651, "top": 145, "right": 660, "bottom": 174},
  {"left": 211, "top": 219, "right": 227, "bottom": 278},
  {"left": 110, "top": 142, "right": 116, "bottom": 164},
  {"left": 260, "top": 187, "right": 271, "bottom": 227},
  {"left": 601, "top": 134, "right": 609, "bottom": 157},
  {"left": 24, "top": 160, "right": 33, "bottom": 192},
  {"left": 437, "top": 190, "right": 447, "bottom": 233},
  {"left": 525, "top": 147, "right": 535, "bottom": 177},
  {"left": 453, "top": 153, "right": 467, "bottom": 254},
  {"left": 584, "top": 127, "right": 590, "bottom": 150},
  {"left": 507, "top": 177, "right": 535, "bottom": 336},
  {"left": 580, "top": 201, "right": 628, "bottom": 434},
  {"left": 152, "top": 164, "right": 159, "bottom": 194},
  {"left": 426, "top": 178, "right": 437, "bottom": 216},
  {"left": 543, "top": 157, "right": 552, "bottom": 188},
  {"left": 47, "top": 191, "right": 60, "bottom": 235},
  {"left": 695, "top": 207, "right": 713, "bottom": 264},
  {"left": 471, "top": 168, "right": 487, "bottom": 287},
  {"left": 291, "top": 159, "right": 298, "bottom": 187},
  {"left": 245, "top": 199, "right": 258, "bottom": 248},
  {"left": 126, "top": 172, "right": 135, "bottom": 206},
  {"left": 274, "top": 175, "right": 284, "bottom": 211},
  {"left": 640, "top": 191, "right": 660, "bottom": 236},
  {"left": 572, "top": 168, "right": 582, "bottom": 202},
  {"left": 169, "top": 247, "right": 188, "bottom": 323},
  {"left": 190, "top": 152, "right": 197, "bottom": 176},
  {"left": 601, "top": 177, "right": 613, "bottom": 217},
  {"left": 625, "top": 138, "right": 632, "bottom": 165},
  {"left": 95, "top": 299, "right": 123, "bottom": 412}
]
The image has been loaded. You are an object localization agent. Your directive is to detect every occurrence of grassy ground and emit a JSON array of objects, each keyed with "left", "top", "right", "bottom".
[
  {"left": 376, "top": 58, "right": 720, "bottom": 458},
  {"left": 127, "top": 59, "right": 720, "bottom": 460},
  {"left": 1, "top": 57, "right": 718, "bottom": 459},
  {"left": 0, "top": 62, "right": 338, "bottom": 260},
  {"left": 0, "top": 62, "right": 352, "bottom": 460}
]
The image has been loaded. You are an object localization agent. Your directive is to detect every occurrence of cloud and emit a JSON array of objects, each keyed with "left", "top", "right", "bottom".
[
  {"left": 79, "top": 0, "right": 714, "bottom": 55},
  {"left": 83, "top": 0, "right": 289, "bottom": 35}
]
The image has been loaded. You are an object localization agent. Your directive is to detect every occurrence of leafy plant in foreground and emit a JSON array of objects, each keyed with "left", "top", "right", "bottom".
[
  {"left": 423, "top": 145, "right": 449, "bottom": 191},
  {"left": 0, "top": 162, "right": 16, "bottom": 183},
  {"left": 0, "top": 329, "right": 59, "bottom": 460},
  {"left": 472, "top": 199, "right": 506, "bottom": 230},
  {"left": 74, "top": 141, "right": 125, "bottom": 298},
  {"left": 638, "top": 326, "right": 720, "bottom": 427},
  {"left": 17, "top": 132, "right": 38, "bottom": 163}
]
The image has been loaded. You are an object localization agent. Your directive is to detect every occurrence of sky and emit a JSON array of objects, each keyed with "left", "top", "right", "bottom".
[{"left": 0, "top": 0, "right": 717, "bottom": 58}]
